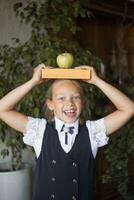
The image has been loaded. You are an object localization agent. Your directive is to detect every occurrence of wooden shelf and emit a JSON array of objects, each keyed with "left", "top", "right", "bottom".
[{"left": 42, "top": 68, "right": 91, "bottom": 79}]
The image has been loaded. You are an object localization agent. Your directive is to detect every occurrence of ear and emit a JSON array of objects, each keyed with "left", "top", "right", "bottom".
[{"left": 46, "top": 99, "right": 54, "bottom": 111}]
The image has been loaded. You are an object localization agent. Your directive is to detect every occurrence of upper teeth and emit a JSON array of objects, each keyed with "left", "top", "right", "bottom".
[{"left": 65, "top": 110, "right": 74, "bottom": 113}]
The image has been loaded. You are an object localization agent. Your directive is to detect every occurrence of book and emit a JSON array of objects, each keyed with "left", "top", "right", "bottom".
[{"left": 41, "top": 68, "right": 90, "bottom": 79}]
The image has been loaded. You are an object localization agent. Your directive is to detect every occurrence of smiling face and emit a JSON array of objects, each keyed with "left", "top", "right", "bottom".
[{"left": 46, "top": 80, "right": 83, "bottom": 123}]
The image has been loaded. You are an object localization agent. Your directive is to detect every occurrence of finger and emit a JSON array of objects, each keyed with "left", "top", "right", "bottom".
[
  {"left": 46, "top": 65, "right": 53, "bottom": 68},
  {"left": 75, "top": 66, "right": 93, "bottom": 70},
  {"left": 35, "top": 63, "right": 45, "bottom": 69},
  {"left": 42, "top": 65, "right": 54, "bottom": 69}
]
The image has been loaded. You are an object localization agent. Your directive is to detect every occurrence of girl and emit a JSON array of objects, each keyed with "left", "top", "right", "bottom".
[{"left": 0, "top": 64, "right": 134, "bottom": 200}]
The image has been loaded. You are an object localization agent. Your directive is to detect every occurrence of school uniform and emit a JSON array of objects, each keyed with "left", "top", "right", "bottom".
[{"left": 23, "top": 117, "right": 109, "bottom": 200}]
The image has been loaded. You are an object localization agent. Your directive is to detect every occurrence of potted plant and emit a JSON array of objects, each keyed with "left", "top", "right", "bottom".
[
  {"left": 0, "top": 0, "right": 100, "bottom": 200},
  {"left": 0, "top": 46, "right": 32, "bottom": 199}
]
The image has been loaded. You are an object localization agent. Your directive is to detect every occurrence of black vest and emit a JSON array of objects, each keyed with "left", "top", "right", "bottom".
[{"left": 33, "top": 122, "right": 95, "bottom": 200}]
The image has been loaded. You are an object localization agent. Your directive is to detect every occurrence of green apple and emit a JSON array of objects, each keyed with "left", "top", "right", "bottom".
[{"left": 56, "top": 52, "right": 74, "bottom": 68}]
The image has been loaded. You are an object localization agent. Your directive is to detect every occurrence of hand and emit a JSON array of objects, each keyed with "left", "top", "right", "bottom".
[
  {"left": 75, "top": 65, "right": 100, "bottom": 84},
  {"left": 31, "top": 64, "right": 52, "bottom": 85}
]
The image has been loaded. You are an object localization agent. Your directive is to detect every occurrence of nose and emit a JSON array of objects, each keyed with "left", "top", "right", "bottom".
[{"left": 65, "top": 98, "right": 74, "bottom": 106}]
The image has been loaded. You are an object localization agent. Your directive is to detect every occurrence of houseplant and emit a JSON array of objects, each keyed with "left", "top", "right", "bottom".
[
  {"left": 0, "top": 0, "right": 100, "bottom": 199},
  {"left": 0, "top": 0, "right": 100, "bottom": 171}
]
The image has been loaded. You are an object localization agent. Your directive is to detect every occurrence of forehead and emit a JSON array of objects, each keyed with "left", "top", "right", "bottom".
[{"left": 52, "top": 80, "right": 81, "bottom": 94}]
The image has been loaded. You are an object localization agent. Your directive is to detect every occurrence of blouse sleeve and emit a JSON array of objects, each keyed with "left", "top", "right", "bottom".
[
  {"left": 86, "top": 118, "right": 109, "bottom": 158},
  {"left": 23, "top": 116, "right": 47, "bottom": 158}
]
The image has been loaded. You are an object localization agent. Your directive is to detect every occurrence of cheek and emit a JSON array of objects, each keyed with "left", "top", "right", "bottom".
[
  {"left": 54, "top": 102, "right": 63, "bottom": 110},
  {"left": 76, "top": 101, "right": 82, "bottom": 110}
]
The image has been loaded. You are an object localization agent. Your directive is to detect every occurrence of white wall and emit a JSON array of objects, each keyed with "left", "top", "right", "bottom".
[{"left": 0, "top": 0, "right": 31, "bottom": 46}]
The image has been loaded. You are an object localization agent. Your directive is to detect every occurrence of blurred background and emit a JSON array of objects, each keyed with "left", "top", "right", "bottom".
[{"left": 0, "top": 0, "right": 134, "bottom": 200}]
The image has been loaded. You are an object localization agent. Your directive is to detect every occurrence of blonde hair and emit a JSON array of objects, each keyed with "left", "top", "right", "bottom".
[{"left": 44, "top": 79, "right": 90, "bottom": 124}]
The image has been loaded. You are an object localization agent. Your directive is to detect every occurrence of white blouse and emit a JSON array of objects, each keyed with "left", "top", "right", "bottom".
[{"left": 23, "top": 117, "right": 109, "bottom": 158}]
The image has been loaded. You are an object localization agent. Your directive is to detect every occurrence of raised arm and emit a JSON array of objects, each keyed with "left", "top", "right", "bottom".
[
  {"left": 93, "top": 76, "right": 134, "bottom": 135},
  {"left": 0, "top": 64, "right": 46, "bottom": 133},
  {"left": 76, "top": 66, "right": 134, "bottom": 135}
]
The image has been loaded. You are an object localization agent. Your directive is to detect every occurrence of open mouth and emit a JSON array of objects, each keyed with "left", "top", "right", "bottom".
[{"left": 63, "top": 109, "right": 76, "bottom": 117}]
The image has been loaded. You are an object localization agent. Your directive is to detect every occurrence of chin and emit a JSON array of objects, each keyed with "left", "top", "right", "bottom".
[{"left": 64, "top": 117, "right": 78, "bottom": 123}]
